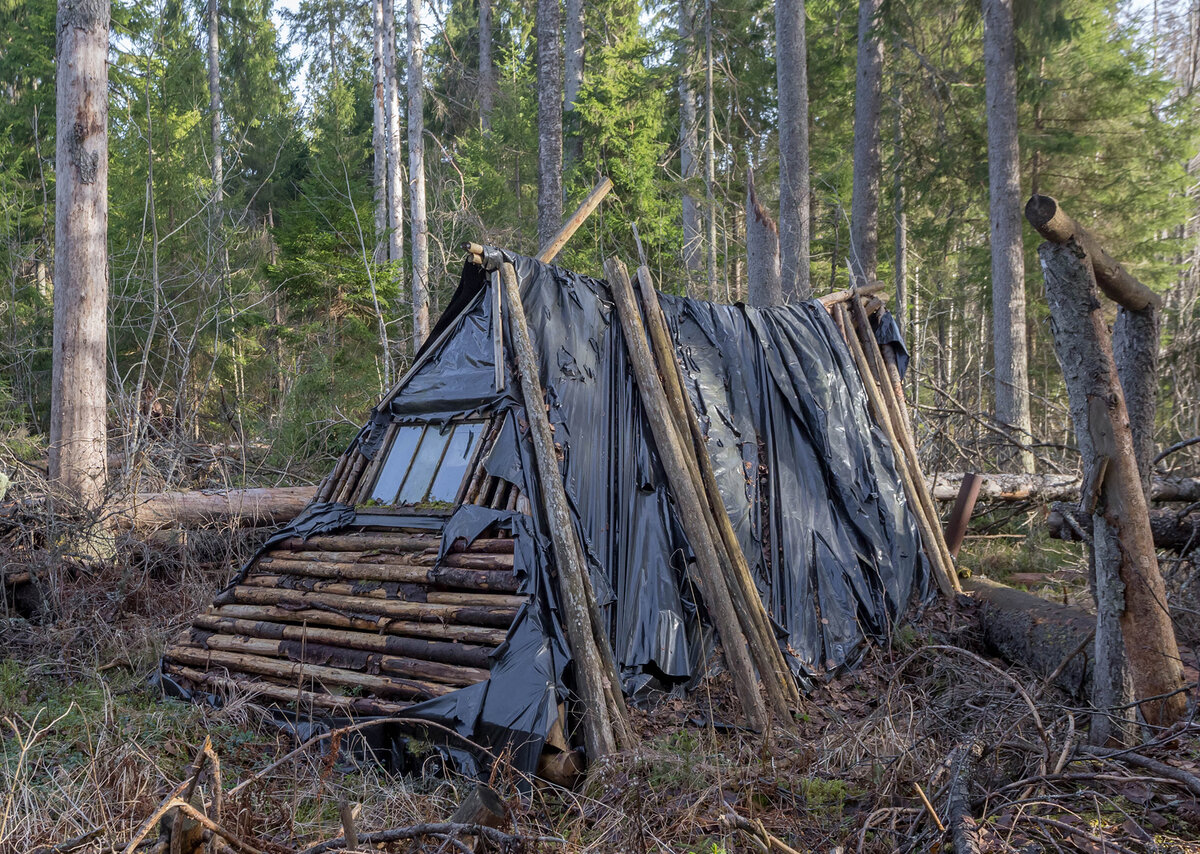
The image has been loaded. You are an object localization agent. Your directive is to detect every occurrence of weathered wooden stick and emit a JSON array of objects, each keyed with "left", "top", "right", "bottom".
[
  {"left": 239, "top": 574, "right": 526, "bottom": 608},
  {"left": 847, "top": 293, "right": 961, "bottom": 594},
  {"left": 191, "top": 614, "right": 493, "bottom": 668},
  {"left": 536, "top": 177, "right": 613, "bottom": 264},
  {"left": 254, "top": 557, "right": 519, "bottom": 592},
  {"left": 818, "top": 280, "right": 886, "bottom": 307},
  {"left": 214, "top": 586, "right": 518, "bottom": 628},
  {"left": 164, "top": 646, "right": 452, "bottom": 699},
  {"left": 275, "top": 533, "right": 513, "bottom": 554},
  {"left": 209, "top": 604, "right": 508, "bottom": 645},
  {"left": 268, "top": 549, "right": 514, "bottom": 571},
  {"left": 633, "top": 265, "right": 801, "bottom": 712},
  {"left": 183, "top": 633, "right": 490, "bottom": 686},
  {"left": 315, "top": 452, "right": 349, "bottom": 503},
  {"left": 499, "top": 260, "right": 625, "bottom": 758},
  {"left": 110, "top": 486, "right": 317, "bottom": 530},
  {"left": 834, "top": 303, "right": 957, "bottom": 596},
  {"left": 607, "top": 256, "right": 770, "bottom": 730},
  {"left": 165, "top": 664, "right": 413, "bottom": 715},
  {"left": 1025, "top": 195, "right": 1161, "bottom": 311},
  {"left": 1036, "top": 240, "right": 1187, "bottom": 730}
]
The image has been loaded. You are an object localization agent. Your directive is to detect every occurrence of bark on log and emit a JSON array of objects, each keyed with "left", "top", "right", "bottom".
[
  {"left": 254, "top": 556, "right": 519, "bottom": 592},
  {"left": 276, "top": 533, "right": 513, "bottom": 554},
  {"left": 239, "top": 574, "right": 525, "bottom": 609},
  {"left": 111, "top": 486, "right": 317, "bottom": 530},
  {"left": 966, "top": 577, "right": 1093, "bottom": 696},
  {"left": 1048, "top": 505, "right": 1200, "bottom": 555},
  {"left": 500, "top": 261, "right": 629, "bottom": 758},
  {"left": 190, "top": 614, "right": 493, "bottom": 668},
  {"left": 209, "top": 604, "right": 508, "bottom": 645},
  {"left": 607, "top": 257, "right": 772, "bottom": 730},
  {"left": 1025, "top": 195, "right": 1161, "bottom": 312},
  {"left": 163, "top": 646, "right": 451, "bottom": 700},
  {"left": 213, "top": 586, "right": 517, "bottom": 628},
  {"left": 183, "top": 632, "right": 489, "bottom": 686},
  {"left": 925, "top": 472, "right": 1200, "bottom": 504},
  {"left": 165, "top": 664, "right": 413, "bottom": 716},
  {"left": 268, "top": 550, "right": 514, "bottom": 570},
  {"left": 1037, "top": 240, "right": 1187, "bottom": 729}
]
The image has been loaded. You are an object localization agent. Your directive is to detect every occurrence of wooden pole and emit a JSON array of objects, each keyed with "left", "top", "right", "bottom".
[
  {"left": 606, "top": 256, "right": 770, "bottom": 730},
  {"left": 537, "top": 177, "right": 612, "bottom": 264},
  {"left": 498, "top": 260, "right": 627, "bottom": 758},
  {"left": 632, "top": 265, "right": 801, "bottom": 712}
]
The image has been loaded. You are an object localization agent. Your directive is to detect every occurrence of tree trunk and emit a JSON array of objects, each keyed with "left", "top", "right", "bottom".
[
  {"left": 775, "top": 0, "right": 810, "bottom": 300},
  {"left": 383, "top": 0, "right": 404, "bottom": 272},
  {"left": 478, "top": 0, "right": 493, "bottom": 131},
  {"left": 563, "top": 0, "right": 584, "bottom": 169},
  {"left": 1114, "top": 306, "right": 1159, "bottom": 499},
  {"left": 746, "top": 169, "right": 782, "bottom": 306},
  {"left": 372, "top": 0, "right": 388, "bottom": 263},
  {"left": 703, "top": 0, "right": 718, "bottom": 300},
  {"left": 407, "top": 0, "right": 430, "bottom": 348},
  {"left": 536, "top": 0, "right": 563, "bottom": 248},
  {"left": 850, "top": 0, "right": 883, "bottom": 284},
  {"left": 1037, "top": 240, "right": 1187, "bottom": 732},
  {"left": 892, "top": 66, "right": 907, "bottom": 327},
  {"left": 207, "top": 0, "right": 222, "bottom": 208},
  {"left": 678, "top": 0, "right": 701, "bottom": 292},
  {"left": 982, "top": 0, "right": 1034, "bottom": 474},
  {"left": 51, "top": 0, "right": 110, "bottom": 510}
]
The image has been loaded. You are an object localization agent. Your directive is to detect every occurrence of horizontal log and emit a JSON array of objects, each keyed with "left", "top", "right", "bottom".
[
  {"left": 213, "top": 586, "right": 518, "bottom": 628},
  {"left": 110, "top": 486, "right": 317, "bottom": 530},
  {"left": 209, "top": 604, "right": 509, "bottom": 645},
  {"left": 165, "top": 664, "right": 415, "bottom": 716},
  {"left": 183, "top": 632, "right": 490, "bottom": 686},
  {"left": 240, "top": 574, "right": 526, "bottom": 609},
  {"left": 965, "top": 577, "right": 1093, "bottom": 696},
  {"left": 926, "top": 472, "right": 1200, "bottom": 503},
  {"left": 277, "top": 533, "right": 514, "bottom": 555},
  {"left": 1048, "top": 505, "right": 1200, "bottom": 554},
  {"left": 163, "top": 645, "right": 453, "bottom": 700},
  {"left": 191, "top": 614, "right": 494, "bottom": 668},
  {"left": 253, "top": 557, "right": 520, "bottom": 593},
  {"left": 271, "top": 550, "right": 515, "bottom": 571}
]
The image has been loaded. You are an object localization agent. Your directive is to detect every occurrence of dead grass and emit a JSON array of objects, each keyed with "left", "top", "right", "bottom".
[{"left": 2, "top": 532, "right": 1200, "bottom": 853}]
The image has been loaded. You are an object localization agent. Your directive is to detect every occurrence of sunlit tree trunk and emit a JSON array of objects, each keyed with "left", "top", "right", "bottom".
[
  {"left": 536, "top": 0, "right": 563, "bottom": 247},
  {"left": 383, "top": 0, "right": 404, "bottom": 271},
  {"left": 372, "top": 0, "right": 387, "bottom": 262},
  {"left": 564, "top": 0, "right": 584, "bottom": 169},
  {"left": 982, "top": 0, "right": 1034, "bottom": 473},
  {"left": 679, "top": 0, "right": 701, "bottom": 293},
  {"left": 51, "top": 0, "right": 110, "bottom": 509},
  {"left": 850, "top": 0, "right": 883, "bottom": 283},
  {"left": 407, "top": 0, "right": 429, "bottom": 347},
  {"left": 479, "top": 0, "right": 494, "bottom": 131},
  {"left": 776, "top": 0, "right": 810, "bottom": 300},
  {"left": 746, "top": 168, "right": 782, "bottom": 306}
]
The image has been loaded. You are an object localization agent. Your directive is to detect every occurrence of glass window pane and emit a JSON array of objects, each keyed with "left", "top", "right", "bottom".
[
  {"left": 428, "top": 423, "right": 484, "bottom": 502},
  {"left": 369, "top": 426, "right": 424, "bottom": 504},
  {"left": 397, "top": 427, "right": 451, "bottom": 504}
]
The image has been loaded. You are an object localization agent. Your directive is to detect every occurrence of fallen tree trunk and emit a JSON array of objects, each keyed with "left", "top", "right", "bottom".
[
  {"left": 109, "top": 486, "right": 317, "bottom": 530},
  {"left": 1048, "top": 504, "right": 1200, "bottom": 554},
  {"left": 925, "top": 472, "right": 1200, "bottom": 503},
  {"left": 966, "top": 577, "right": 1093, "bottom": 696}
]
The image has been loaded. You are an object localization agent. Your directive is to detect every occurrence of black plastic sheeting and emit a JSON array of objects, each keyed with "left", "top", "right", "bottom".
[{"left": 165, "top": 250, "right": 930, "bottom": 782}]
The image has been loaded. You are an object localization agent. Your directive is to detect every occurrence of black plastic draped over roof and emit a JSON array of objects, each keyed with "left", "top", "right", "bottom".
[{"left": 235, "top": 252, "right": 929, "bottom": 777}]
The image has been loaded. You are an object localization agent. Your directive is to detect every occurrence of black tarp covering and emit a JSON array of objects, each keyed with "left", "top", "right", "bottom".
[
  {"left": 365, "top": 252, "right": 930, "bottom": 773},
  {"left": 169, "top": 251, "right": 929, "bottom": 780}
]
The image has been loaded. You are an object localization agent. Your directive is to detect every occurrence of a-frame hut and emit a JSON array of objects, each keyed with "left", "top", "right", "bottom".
[{"left": 162, "top": 249, "right": 930, "bottom": 777}]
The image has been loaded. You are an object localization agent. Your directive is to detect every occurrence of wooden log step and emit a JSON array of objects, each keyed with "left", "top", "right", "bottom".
[
  {"left": 183, "top": 632, "right": 491, "bottom": 687},
  {"left": 263, "top": 548, "right": 515, "bottom": 571},
  {"left": 251, "top": 556, "right": 520, "bottom": 592},
  {"left": 209, "top": 604, "right": 509, "bottom": 645},
  {"left": 212, "top": 586, "right": 519, "bottom": 628},
  {"left": 239, "top": 574, "right": 526, "bottom": 609},
  {"left": 276, "top": 533, "right": 514, "bottom": 555},
  {"left": 191, "top": 614, "right": 495, "bottom": 669},
  {"left": 164, "top": 664, "right": 414, "bottom": 716},
  {"left": 164, "top": 645, "right": 454, "bottom": 700}
]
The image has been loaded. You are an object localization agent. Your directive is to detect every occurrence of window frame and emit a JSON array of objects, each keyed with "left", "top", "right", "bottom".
[{"left": 363, "top": 418, "right": 490, "bottom": 513}]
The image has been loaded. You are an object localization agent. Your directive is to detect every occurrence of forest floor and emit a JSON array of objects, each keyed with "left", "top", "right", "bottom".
[{"left": 3, "top": 525, "right": 1200, "bottom": 853}]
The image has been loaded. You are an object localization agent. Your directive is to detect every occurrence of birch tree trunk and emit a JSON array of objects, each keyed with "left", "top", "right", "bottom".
[
  {"left": 775, "top": 0, "right": 811, "bottom": 300},
  {"left": 383, "top": 0, "right": 404, "bottom": 270},
  {"left": 850, "top": 0, "right": 883, "bottom": 283},
  {"left": 678, "top": 0, "right": 701, "bottom": 292},
  {"left": 478, "top": 0, "right": 494, "bottom": 131},
  {"left": 982, "top": 0, "right": 1035, "bottom": 473},
  {"left": 536, "top": 0, "right": 563, "bottom": 248},
  {"left": 1038, "top": 241, "right": 1188, "bottom": 734},
  {"left": 51, "top": 0, "right": 110, "bottom": 509},
  {"left": 746, "top": 169, "right": 782, "bottom": 306},
  {"left": 407, "top": 0, "right": 429, "bottom": 347},
  {"left": 372, "top": 0, "right": 388, "bottom": 263},
  {"left": 564, "top": 0, "right": 584, "bottom": 169},
  {"left": 208, "top": 0, "right": 222, "bottom": 208}
]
